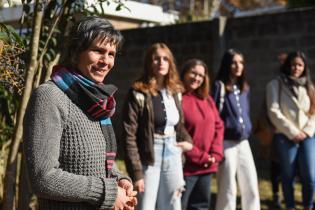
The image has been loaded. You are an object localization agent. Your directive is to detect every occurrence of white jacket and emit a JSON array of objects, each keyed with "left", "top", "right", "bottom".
[{"left": 266, "top": 78, "right": 315, "bottom": 139}]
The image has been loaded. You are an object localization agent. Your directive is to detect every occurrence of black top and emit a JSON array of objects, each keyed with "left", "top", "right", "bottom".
[{"left": 152, "top": 91, "right": 167, "bottom": 134}]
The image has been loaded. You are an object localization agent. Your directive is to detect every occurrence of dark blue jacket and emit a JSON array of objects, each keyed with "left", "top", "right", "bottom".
[{"left": 212, "top": 81, "right": 252, "bottom": 140}]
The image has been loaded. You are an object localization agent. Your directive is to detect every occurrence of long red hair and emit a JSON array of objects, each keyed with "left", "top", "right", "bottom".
[{"left": 133, "top": 43, "right": 183, "bottom": 95}]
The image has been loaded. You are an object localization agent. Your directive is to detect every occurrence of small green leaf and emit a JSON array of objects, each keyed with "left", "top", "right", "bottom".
[
  {"left": 43, "top": 25, "right": 49, "bottom": 32},
  {"left": 116, "top": 4, "right": 122, "bottom": 11},
  {"left": 39, "top": 40, "right": 45, "bottom": 48},
  {"left": 48, "top": 48, "right": 56, "bottom": 58},
  {"left": 50, "top": 37, "right": 57, "bottom": 46},
  {"left": 44, "top": 52, "right": 52, "bottom": 61}
]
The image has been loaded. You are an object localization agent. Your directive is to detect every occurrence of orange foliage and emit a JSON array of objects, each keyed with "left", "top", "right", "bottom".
[{"left": 226, "top": 0, "right": 287, "bottom": 10}]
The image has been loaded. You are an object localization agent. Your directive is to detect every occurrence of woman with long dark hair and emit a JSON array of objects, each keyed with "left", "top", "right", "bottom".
[
  {"left": 266, "top": 51, "right": 315, "bottom": 210},
  {"left": 213, "top": 49, "right": 260, "bottom": 210}
]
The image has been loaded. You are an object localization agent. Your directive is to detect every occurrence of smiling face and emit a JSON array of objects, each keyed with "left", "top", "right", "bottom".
[
  {"left": 184, "top": 64, "right": 205, "bottom": 92},
  {"left": 230, "top": 54, "right": 244, "bottom": 79},
  {"left": 290, "top": 56, "right": 305, "bottom": 78},
  {"left": 76, "top": 38, "right": 117, "bottom": 83},
  {"left": 151, "top": 48, "right": 170, "bottom": 79}
]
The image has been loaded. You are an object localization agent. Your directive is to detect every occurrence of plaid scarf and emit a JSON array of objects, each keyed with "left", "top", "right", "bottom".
[{"left": 51, "top": 65, "right": 117, "bottom": 177}]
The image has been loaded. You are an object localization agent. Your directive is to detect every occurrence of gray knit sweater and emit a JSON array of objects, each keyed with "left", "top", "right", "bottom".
[{"left": 23, "top": 81, "right": 125, "bottom": 210}]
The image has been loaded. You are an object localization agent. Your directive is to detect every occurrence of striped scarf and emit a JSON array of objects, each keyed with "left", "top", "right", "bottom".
[{"left": 51, "top": 65, "right": 117, "bottom": 177}]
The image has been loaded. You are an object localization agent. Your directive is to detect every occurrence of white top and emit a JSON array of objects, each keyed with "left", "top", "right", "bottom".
[{"left": 160, "top": 89, "right": 179, "bottom": 135}]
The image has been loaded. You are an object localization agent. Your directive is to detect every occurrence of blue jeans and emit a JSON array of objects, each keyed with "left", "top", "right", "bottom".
[
  {"left": 137, "top": 134, "right": 185, "bottom": 210},
  {"left": 181, "top": 173, "right": 212, "bottom": 210},
  {"left": 273, "top": 133, "right": 315, "bottom": 209}
]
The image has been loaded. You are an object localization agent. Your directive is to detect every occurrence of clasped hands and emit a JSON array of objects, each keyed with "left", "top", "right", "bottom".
[
  {"left": 292, "top": 131, "right": 308, "bottom": 143},
  {"left": 113, "top": 179, "right": 137, "bottom": 210}
]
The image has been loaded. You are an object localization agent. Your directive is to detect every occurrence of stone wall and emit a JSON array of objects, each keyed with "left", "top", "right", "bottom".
[{"left": 106, "top": 7, "right": 315, "bottom": 153}]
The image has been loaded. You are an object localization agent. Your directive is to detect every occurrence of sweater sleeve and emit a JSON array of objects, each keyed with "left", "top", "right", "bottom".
[
  {"left": 303, "top": 113, "right": 315, "bottom": 137},
  {"left": 184, "top": 96, "right": 224, "bottom": 165},
  {"left": 301, "top": 86, "right": 315, "bottom": 137},
  {"left": 266, "top": 80, "right": 300, "bottom": 139},
  {"left": 23, "top": 84, "right": 117, "bottom": 209},
  {"left": 185, "top": 146, "right": 210, "bottom": 166},
  {"left": 122, "top": 89, "right": 144, "bottom": 182}
]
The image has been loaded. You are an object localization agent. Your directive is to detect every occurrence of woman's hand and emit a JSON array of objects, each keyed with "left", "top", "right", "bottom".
[
  {"left": 113, "top": 186, "right": 132, "bottom": 210},
  {"left": 118, "top": 179, "right": 137, "bottom": 197},
  {"left": 203, "top": 155, "right": 216, "bottom": 168},
  {"left": 117, "top": 179, "right": 137, "bottom": 209},
  {"left": 134, "top": 179, "right": 145, "bottom": 193},
  {"left": 208, "top": 155, "right": 215, "bottom": 164},
  {"left": 176, "top": 142, "right": 193, "bottom": 152},
  {"left": 125, "top": 197, "right": 137, "bottom": 210},
  {"left": 292, "top": 131, "right": 307, "bottom": 142}
]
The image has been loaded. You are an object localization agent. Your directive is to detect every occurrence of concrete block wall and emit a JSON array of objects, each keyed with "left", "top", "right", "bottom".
[
  {"left": 106, "top": 20, "right": 217, "bottom": 150},
  {"left": 224, "top": 8, "right": 315, "bottom": 118},
  {"left": 106, "top": 7, "right": 315, "bottom": 153}
]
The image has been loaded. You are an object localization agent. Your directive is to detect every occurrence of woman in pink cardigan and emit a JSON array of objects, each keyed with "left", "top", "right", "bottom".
[{"left": 179, "top": 59, "right": 224, "bottom": 210}]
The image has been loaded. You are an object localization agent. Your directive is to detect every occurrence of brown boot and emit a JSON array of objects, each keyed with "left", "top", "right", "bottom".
[{"left": 304, "top": 208, "right": 312, "bottom": 210}]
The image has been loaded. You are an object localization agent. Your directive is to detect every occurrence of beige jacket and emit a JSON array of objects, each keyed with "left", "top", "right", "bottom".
[{"left": 266, "top": 78, "right": 315, "bottom": 139}]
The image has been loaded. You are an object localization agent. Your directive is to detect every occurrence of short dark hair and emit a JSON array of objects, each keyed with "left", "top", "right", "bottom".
[{"left": 62, "top": 16, "right": 124, "bottom": 66}]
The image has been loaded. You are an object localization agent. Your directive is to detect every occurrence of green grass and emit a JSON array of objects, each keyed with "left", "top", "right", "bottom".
[
  {"left": 257, "top": 176, "right": 303, "bottom": 210},
  {"left": 116, "top": 159, "right": 305, "bottom": 210}
]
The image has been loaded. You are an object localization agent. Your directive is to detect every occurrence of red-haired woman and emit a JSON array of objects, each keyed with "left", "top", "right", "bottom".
[{"left": 122, "top": 43, "right": 192, "bottom": 210}]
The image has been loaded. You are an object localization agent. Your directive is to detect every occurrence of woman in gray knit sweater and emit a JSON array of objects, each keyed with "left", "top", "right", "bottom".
[{"left": 23, "top": 17, "right": 136, "bottom": 210}]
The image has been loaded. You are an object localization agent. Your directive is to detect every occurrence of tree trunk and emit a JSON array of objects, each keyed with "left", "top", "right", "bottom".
[
  {"left": 204, "top": 0, "right": 209, "bottom": 16},
  {"left": 33, "top": 61, "right": 43, "bottom": 89},
  {"left": 3, "top": 1, "right": 43, "bottom": 209},
  {"left": 190, "top": 0, "right": 195, "bottom": 13},
  {"left": 17, "top": 156, "right": 32, "bottom": 210},
  {"left": 44, "top": 53, "right": 60, "bottom": 82}
]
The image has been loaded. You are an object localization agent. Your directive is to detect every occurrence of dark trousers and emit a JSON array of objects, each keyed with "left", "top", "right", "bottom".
[
  {"left": 271, "top": 160, "right": 281, "bottom": 195},
  {"left": 181, "top": 173, "right": 212, "bottom": 210}
]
